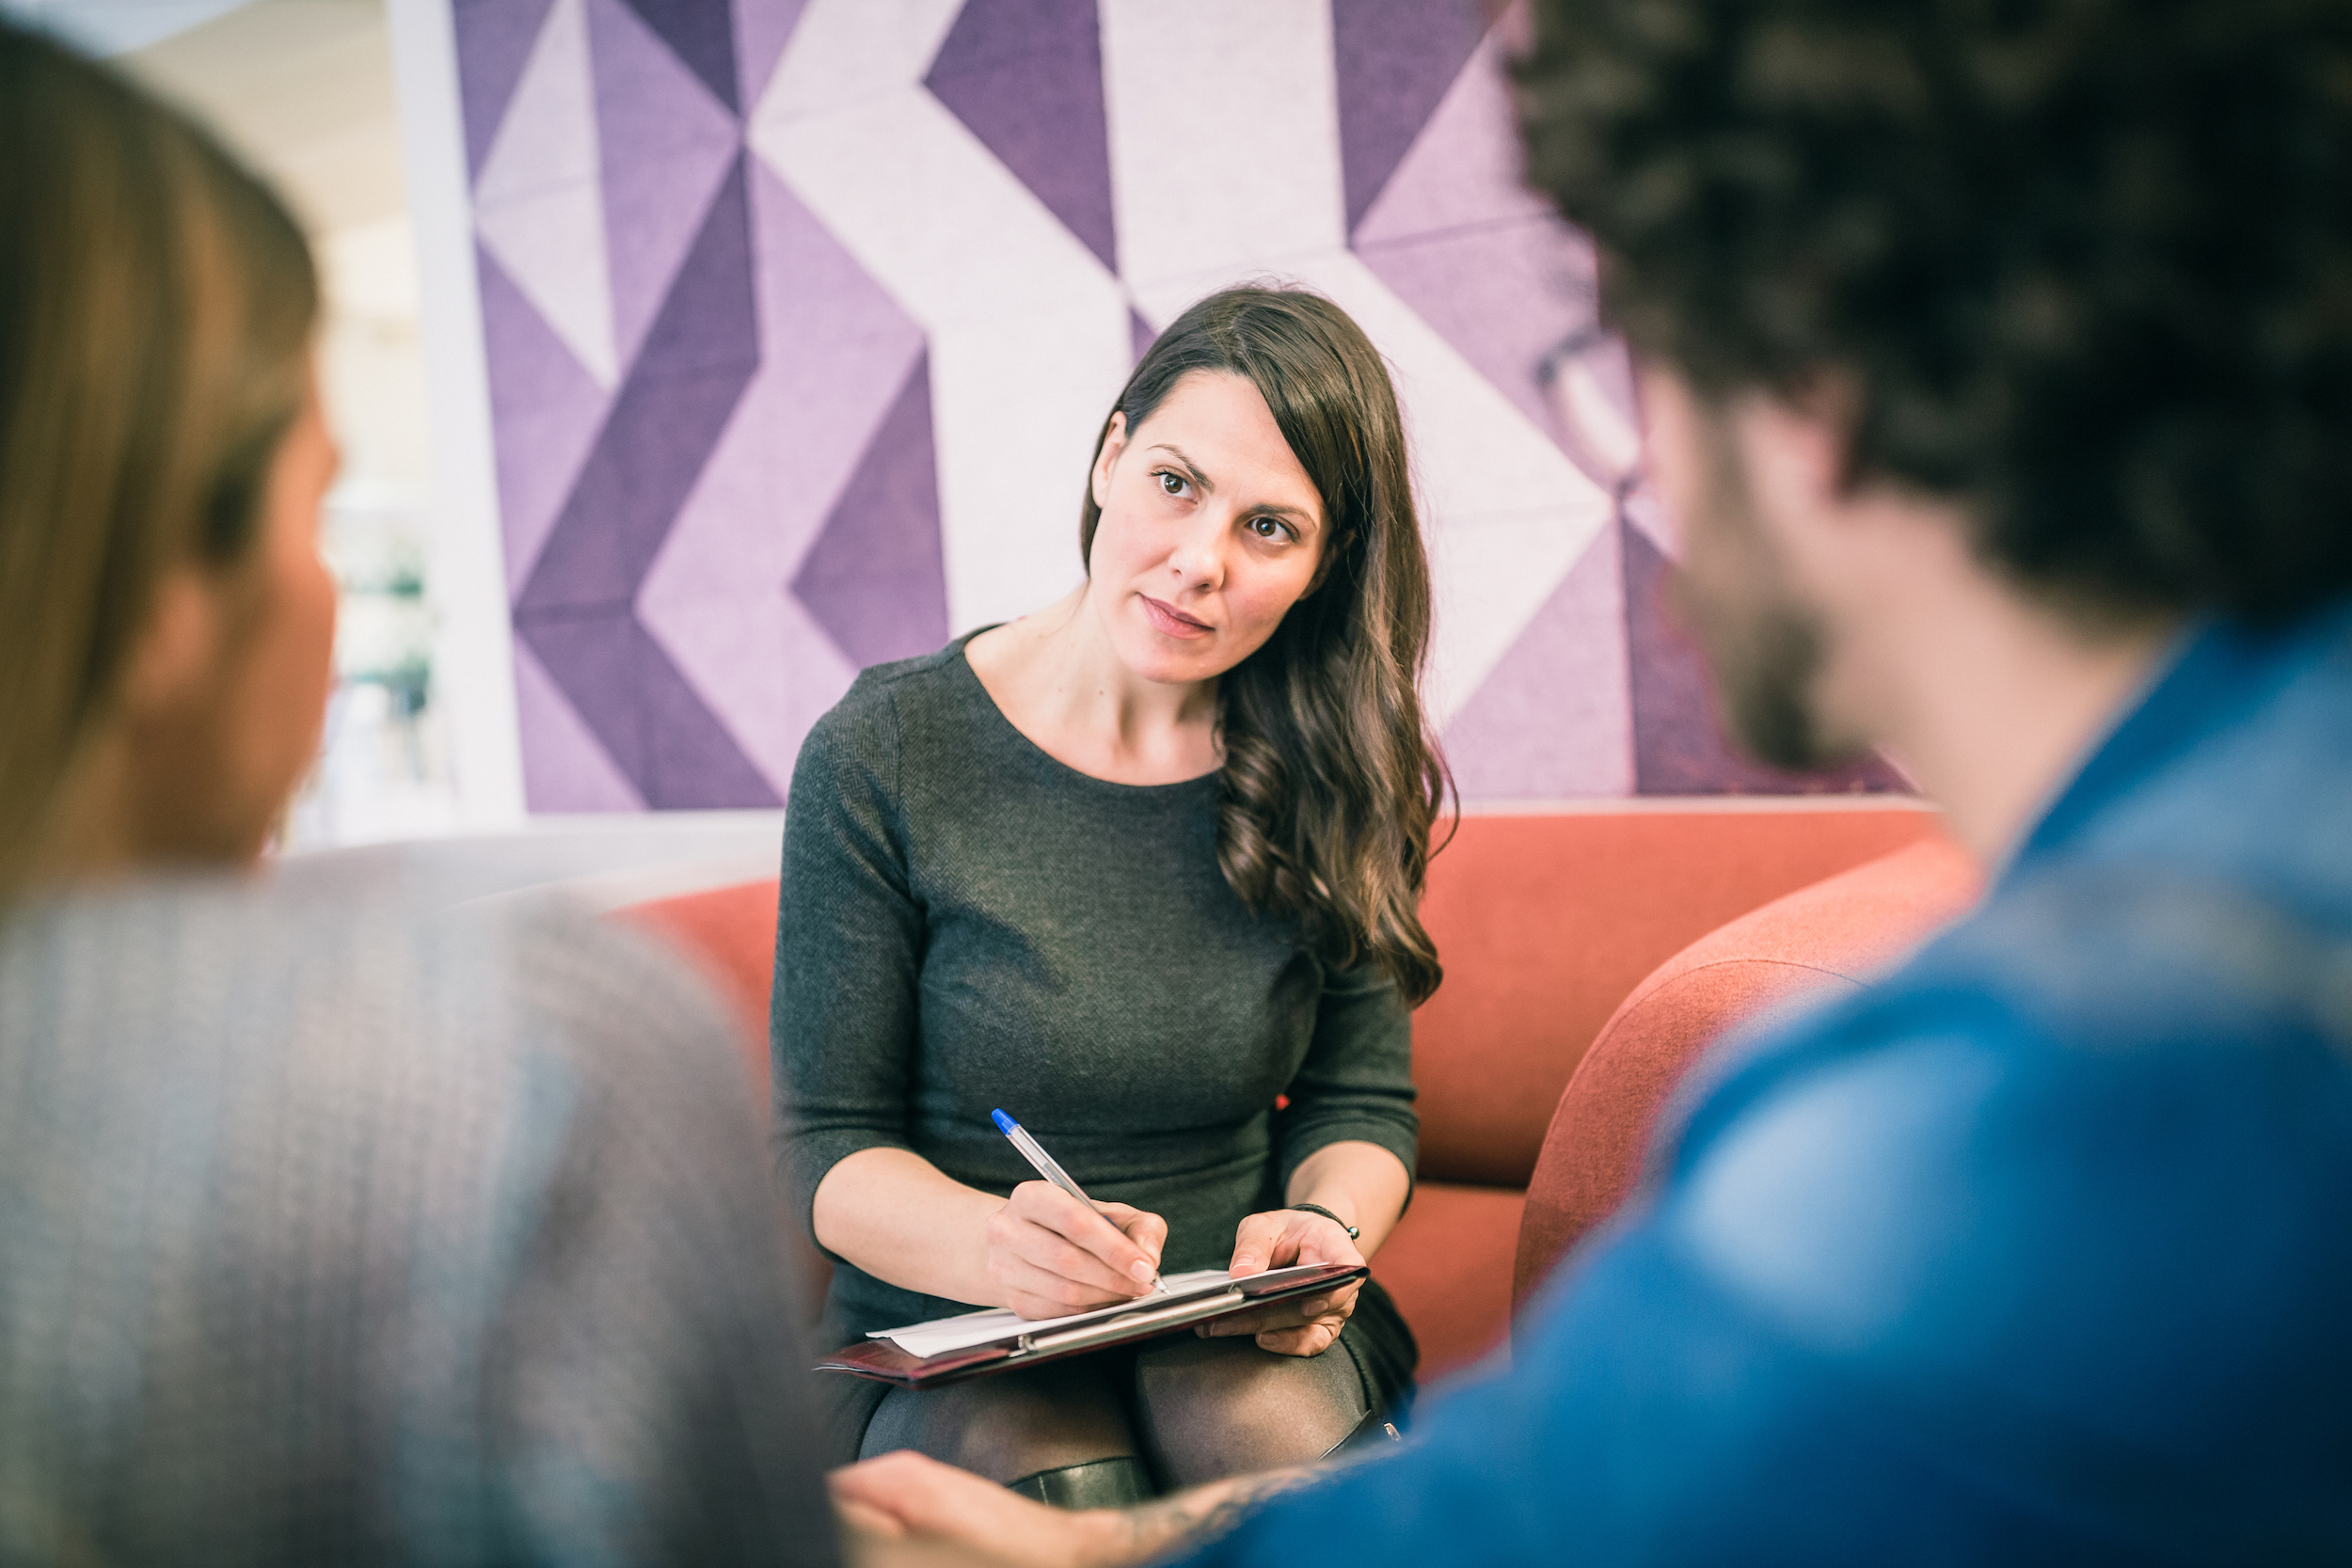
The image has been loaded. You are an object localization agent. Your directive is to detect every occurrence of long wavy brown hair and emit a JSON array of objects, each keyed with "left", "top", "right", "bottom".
[
  {"left": 0, "top": 24, "right": 317, "bottom": 900},
  {"left": 1079, "top": 286, "right": 1450, "bottom": 1005}
]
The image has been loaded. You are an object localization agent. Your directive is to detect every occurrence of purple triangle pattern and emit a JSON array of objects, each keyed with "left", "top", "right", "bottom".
[
  {"left": 1356, "top": 216, "right": 1592, "bottom": 457},
  {"left": 1332, "top": 0, "right": 1486, "bottom": 234},
  {"left": 618, "top": 0, "right": 739, "bottom": 110},
  {"left": 519, "top": 612, "right": 781, "bottom": 806},
  {"left": 734, "top": 0, "right": 808, "bottom": 109},
  {"left": 1622, "top": 518, "right": 1908, "bottom": 795},
  {"left": 1443, "top": 524, "right": 1631, "bottom": 798},
  {"left": 453, "top": 0, "right": 558, "bottom": 182},
  {"left": 517, "top": 158, "right": 757, "bottom": 613},
  {"left": 474, "top": 241, "right": 611, "bottom": 594},
  {"left": 514, "top": 153, "right": 773, "bottom": 805},
  {"left": 926, "top": 0, "right": 1117, "bottom": 271},
  {"left": 511, "top": 636, "right": 644, "bottom": 809},
  {"left": 589, "top": 0, "right": 742, "bottom": 376},
  {"left": 1129, "top": 308, "right": 1156, "bottom": 369},
  {"left": 792, "top": 354, "right": 950, "bottom": 670}
]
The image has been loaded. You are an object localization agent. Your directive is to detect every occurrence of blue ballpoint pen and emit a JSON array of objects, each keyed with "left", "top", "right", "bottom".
[{"left": 992, "top": 1108, "right": 1168, "bottom": 1297}]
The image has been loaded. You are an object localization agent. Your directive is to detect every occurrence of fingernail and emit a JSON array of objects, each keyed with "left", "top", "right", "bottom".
[
  {"left": 1305, "top": 1298, "right": 1327, "bottom": 1315},
  {"left": 1233, "top": 1255, "right": 1255, "bottom": 1270},
  {"left": 1129, "top": 1260, "right": 1153, "bottom": 1282}
]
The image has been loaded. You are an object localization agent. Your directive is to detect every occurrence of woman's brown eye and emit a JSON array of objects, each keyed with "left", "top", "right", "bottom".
[{"left": 1159, "top": 471, "right": 1184, "bottom": 496}]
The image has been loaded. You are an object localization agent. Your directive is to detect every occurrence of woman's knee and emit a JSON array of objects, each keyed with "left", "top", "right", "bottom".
[
  {"left": 1131, "top": 1334, "right": 1373, "bottom": 1489},
  {"left": 858, "top": 1356, "right": 1140, "bottom": 1486}
]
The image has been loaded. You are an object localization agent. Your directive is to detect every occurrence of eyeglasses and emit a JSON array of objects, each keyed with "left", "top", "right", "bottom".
[{"left": 1536, "top": 321, "right": 1648, "bottom": 529}]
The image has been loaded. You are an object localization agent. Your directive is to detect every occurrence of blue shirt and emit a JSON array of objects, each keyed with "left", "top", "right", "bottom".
[{"left": 1184, "top": 602, "right": 2352, "bottom": 1564}]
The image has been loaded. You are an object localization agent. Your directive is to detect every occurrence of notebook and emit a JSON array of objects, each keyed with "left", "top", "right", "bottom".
[{"left": 813, "top": 1261, "right": 1369, "bottom": 1388}]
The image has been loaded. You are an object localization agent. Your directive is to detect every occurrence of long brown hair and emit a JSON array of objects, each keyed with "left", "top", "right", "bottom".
[
  {"left": 0, "top": 23, "right": 318, "bottom": 899},
  {"left": 1080, "top": 286, "right": 1450, "bottom": 1005}
]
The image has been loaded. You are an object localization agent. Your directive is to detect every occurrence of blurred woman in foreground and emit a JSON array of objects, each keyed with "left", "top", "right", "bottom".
[{"left": 0, "top": 24, "right": 834, "bottom": 1563}]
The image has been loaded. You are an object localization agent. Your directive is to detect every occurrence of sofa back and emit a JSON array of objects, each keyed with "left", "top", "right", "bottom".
[
  {"left": 1510, "top": 835, "right": 1983, "bottom": 1311},
  {"left": 616, "top": 802, "right": 1949, "bottom": 1168},
  {"left": 1410, "top": 804, "right": 1945, "bottom": 1187},
  {"left": 612, "top": 802, "right": 1958, "bottom": 1348},
  {"left": 618, "top": 879, "right": 781, "bottom": 1096}
]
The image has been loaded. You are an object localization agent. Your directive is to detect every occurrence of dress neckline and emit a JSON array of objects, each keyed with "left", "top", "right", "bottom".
[{"left": 947, "top": 628, "right": 1223, "bottom": 797}]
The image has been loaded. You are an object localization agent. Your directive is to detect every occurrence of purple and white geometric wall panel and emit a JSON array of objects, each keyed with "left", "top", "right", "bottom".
[
  {"left": 591, "top": 0, "right": 740, "bottom": 377},
  {"left": 453, "top": 0, "right": 1904, "bottom": 810},
  {"left": 749, "top": 0, "right": 1126, "bottom": 637},
  {"left": 929, "top": 0, "right": 1119, "bottom": 272},
  {"left": 1334, "top": 0, "right": 1487, "bottom": 234},
  {"left": 636, "top": 161, "right": 921, "bottom": 791}
]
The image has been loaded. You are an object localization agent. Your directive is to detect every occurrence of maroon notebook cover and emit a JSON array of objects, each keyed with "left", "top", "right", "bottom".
[{"left": 814, "top": 1263, "right": 1370, "bottom": 1388}]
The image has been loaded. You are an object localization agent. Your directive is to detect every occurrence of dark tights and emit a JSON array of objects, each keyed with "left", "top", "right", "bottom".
[{"left": 858, "top": 1333, "right": 1381, "bottom": 1503}]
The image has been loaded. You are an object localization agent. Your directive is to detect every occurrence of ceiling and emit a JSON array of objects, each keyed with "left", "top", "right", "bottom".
[
  {"left": 7, "top": 0, "right": 405, "bottom": 234},
  {"left": 1, "top": 0, "right": 247, "bottom": 55}
]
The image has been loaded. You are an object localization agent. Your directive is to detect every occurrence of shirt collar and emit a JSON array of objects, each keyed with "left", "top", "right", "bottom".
[{"left": 2004, "top": 600, "right": 2352, "bottom": 879}]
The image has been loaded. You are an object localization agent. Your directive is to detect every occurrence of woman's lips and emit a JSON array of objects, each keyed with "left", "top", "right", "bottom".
[{"left": 1140, "top": 594, "right": 1214, "bottom": 640}]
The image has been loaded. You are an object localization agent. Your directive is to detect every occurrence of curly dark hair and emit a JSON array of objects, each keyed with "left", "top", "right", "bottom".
[
  {"left": 1516, "top": 0, "right": 2352, "bottom": 622},
  {"left": 1082, "top": 287, "right": 1449, "bottom": 1005}
]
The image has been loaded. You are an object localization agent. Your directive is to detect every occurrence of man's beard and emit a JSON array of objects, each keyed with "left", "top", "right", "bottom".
[
  {"left": 1667, "top": 420, "right": 1861, "bottom": 774},
  {"left": 1706, "top": 590, "right": 1839, "bottom": 772}
]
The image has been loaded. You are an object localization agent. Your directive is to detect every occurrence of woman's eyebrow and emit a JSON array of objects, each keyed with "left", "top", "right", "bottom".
[
  {"left": 1148, "top": 444, "right": 1213, "bottom": 491},
  {"left": 1150, "top": 443, "right": 1320, "bottom": 529}
]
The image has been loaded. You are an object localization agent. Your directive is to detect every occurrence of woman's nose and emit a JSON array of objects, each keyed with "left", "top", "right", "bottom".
[{"left": 1168, "top": 513, "right": 1229, "bottom": 589}]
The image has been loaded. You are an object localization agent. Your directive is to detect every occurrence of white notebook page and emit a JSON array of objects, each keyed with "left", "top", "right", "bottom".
[{"left": 870, "top": 1264, "right": 1338, "bottom": 1358}]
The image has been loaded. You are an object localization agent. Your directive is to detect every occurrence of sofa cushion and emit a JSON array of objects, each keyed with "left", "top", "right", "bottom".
[
  {"left": 615, "top": 879, "right": 780, "bottom": 1097},
  {"left": 1371, "top": 1181, "right": 1526, "bottom": 1380},
  {"left": 1412, "top": 806, "right": 1946, "bottom": 1187},
  {"left": 1510, "top": 836, "right": 1981, "bottom": 1311}
]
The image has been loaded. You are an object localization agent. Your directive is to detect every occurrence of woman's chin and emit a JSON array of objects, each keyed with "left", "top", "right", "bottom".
[{"left": 1108, "top": 623, "right": 1227, "bottom": 687}]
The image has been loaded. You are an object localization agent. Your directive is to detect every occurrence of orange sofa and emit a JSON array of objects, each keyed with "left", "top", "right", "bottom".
[{"left": 617, "top": 801, "right": 1976, "bottom": 1379}]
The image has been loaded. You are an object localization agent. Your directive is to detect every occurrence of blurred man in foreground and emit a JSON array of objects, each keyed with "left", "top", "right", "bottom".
[{"left": 837, "top": 0, "right": 2352, "bottom": 1561}]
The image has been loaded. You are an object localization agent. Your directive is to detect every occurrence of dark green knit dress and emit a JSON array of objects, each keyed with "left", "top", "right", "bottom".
[{"left": 771, "top": 634, "right": 1419, "bottom": 1454}]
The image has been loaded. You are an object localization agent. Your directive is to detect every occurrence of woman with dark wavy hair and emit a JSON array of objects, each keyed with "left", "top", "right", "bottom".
[{"left": 775, "top": 285, "right": 1446, "bottom": 1501}]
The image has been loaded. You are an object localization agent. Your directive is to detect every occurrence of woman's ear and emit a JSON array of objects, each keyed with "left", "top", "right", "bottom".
[
  {"left": 1089, "top": 411, "right": 1129, "bottom": 511},
  {"left": 119, "top": 567, "right": 225, "bottom": 724}
]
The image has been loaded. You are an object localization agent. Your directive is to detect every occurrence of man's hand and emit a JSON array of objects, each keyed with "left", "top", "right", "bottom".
[
  {"left": 987, "top": 1182, "right": 1168, "bottom": 1319},
  {"left": 1205, "top": 1208, "right": 1364, "bottom": 1355},
  {"left": 834, "top": 1451, "right": 1122, "bottom": 1568},
  {"left": 834, "top": 1450, "right": 1325, "bottom": 1568}
]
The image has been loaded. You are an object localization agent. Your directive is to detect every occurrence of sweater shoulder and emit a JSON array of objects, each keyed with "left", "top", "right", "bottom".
[
  {"left": 0, "top": 878, "right": 749, "bottom": 1165},
  {"left": 798, "top": 639, "right": 986, "bottom": 783}
]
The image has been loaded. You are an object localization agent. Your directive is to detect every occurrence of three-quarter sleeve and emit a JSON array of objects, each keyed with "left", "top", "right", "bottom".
[
  {"left": 770, "top": 682, "right": 925, "bottom": 1253},
  {"left": 1271, "top": 957, "right": 1420, "bottom": 1202}
]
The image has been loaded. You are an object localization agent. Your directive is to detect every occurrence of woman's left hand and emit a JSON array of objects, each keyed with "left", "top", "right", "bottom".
[{"left": 1200, "top": 1208, "right": 1365, "bottom": 1356}]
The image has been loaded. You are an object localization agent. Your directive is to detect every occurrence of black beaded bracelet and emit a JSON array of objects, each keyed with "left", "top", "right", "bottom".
[{"left": 1288, "top": 1202, "right": 1359, "bottom": 1240}]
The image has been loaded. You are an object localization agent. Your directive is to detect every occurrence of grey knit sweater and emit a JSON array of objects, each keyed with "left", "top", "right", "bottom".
[
  {"left": 771, "top": 637, "right": 1419, "bottom": 1341},
  {"left": 0, "top": 876, "right": 837, "bottom": 1566}
]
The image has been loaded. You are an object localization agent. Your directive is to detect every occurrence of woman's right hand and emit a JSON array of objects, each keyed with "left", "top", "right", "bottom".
[{"left": 986, "top": 1181, "right": 1168, "bottom": 1319}]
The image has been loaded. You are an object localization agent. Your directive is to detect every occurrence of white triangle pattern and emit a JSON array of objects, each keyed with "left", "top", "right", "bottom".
[{"left": 474, "top": 0, "right": 619, "bottom": 389}]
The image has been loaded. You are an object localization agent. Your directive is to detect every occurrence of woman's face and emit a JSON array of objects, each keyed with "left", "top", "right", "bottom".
[
  {"left": 128, "top": 374, "right": 340, "bottom": 864},
  {"left": 223, "top": 379, "right": 342, "bottom": 850},
  {"left": 1087, "top": 370, "right": 1328, "bottom": 687}
]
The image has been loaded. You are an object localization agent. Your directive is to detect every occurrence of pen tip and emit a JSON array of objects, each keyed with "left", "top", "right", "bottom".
[{"left": 991, "top": 1109, "right": 1015, "bottom": 1134}]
